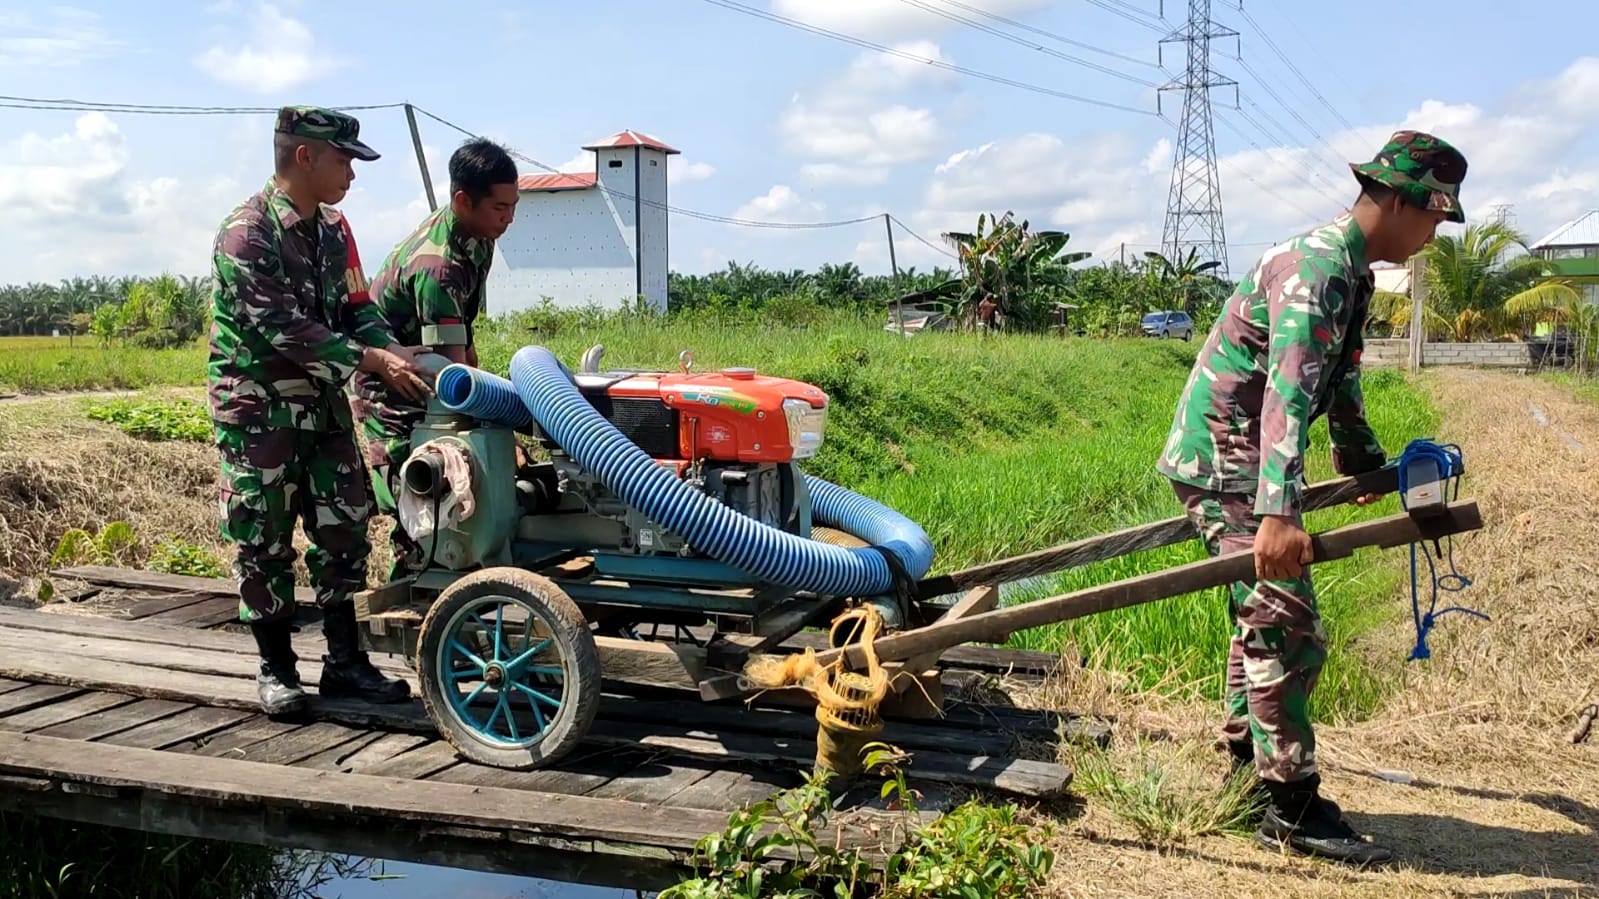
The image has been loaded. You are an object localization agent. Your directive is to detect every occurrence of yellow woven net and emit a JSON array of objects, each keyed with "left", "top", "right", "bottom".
[{"left": 740, "top": 604, "right": 890, "bottom": 774}]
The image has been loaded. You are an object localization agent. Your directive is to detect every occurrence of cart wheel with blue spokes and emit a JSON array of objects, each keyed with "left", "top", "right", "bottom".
[{"left": 417, "top": 567, "right": 601, "bottom": 770}]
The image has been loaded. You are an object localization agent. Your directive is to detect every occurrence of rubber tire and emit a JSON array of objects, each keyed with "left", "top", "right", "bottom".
[{"left": 417, "top": 567, "right": 601, "bottom": 770}]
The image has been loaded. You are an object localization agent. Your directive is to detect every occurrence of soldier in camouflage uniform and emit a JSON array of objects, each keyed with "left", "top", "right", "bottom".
[
  {"left": 350, "top": 138, "right": 520, "bottom": 580},
  {"left": 209, "top": 106, "right": 437, "bottom": 716},
  {"left": 1157, "top": 131, "right": 1468, "bottom": 866}
]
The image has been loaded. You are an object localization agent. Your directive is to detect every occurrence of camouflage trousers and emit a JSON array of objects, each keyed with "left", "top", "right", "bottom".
[
  {"left": 351, "top": 395, "right": 425, "bottom": 583},
  {"left": 215, "top": 422, "right": 374, "bottom": 625},
  {"left": 1172, "top": 481, "right": 1328, "bottom": 784}
]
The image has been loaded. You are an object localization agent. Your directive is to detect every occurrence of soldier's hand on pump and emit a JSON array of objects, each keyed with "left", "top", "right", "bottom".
[
  {"left": 387, "top": 344, "right": 434, "bottom": 367},
  {"left": 360, "top": 346, "right": 433, "bottom": 404}
]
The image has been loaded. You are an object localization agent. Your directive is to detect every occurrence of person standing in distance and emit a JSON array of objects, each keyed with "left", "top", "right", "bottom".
[
  {"left": 208, "top": 105, "right": 434, "bottom": 716},
  {"left": 351, "top": 137, "right": 520, "bottom": 581},
  {"left": 1156, "top": 130, "right": 1468, "bottom": 866}
]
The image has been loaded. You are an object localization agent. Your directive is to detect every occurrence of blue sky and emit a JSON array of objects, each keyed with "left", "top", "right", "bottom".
[{"left": 3, "top": 0, "right": 1597, "bottom": 285}]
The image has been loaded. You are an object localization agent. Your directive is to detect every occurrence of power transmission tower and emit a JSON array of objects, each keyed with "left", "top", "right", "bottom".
[
  {"left": 1489, "top": 203, "right": 1515, "bottom": 227},
  {"left": 1157, "top": 0, "right": 1238, "bottom": 278}
]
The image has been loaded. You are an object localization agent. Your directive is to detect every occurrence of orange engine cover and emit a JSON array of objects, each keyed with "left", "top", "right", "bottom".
[{"left": 599, "top": 368, "right": 828, "bottom": 464}]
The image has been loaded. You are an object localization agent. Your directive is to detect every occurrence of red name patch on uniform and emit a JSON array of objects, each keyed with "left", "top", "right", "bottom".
[
  {"left": 340, "top": 217, "right": 371, "bottom": 304},
  {"left": 437, "top": 317, "right": 463, "bottom": 325}
]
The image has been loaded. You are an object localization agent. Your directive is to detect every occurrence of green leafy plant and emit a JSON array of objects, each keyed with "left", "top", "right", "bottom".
[
  {"left": 86, "top": 398, "right": 210, "bottom": 442},
  {"left": 147, "top": 538, "right": 228, "bottom": 578},
  {"left": 660, "top": 744, "right": 1053, "bottom": 898}
]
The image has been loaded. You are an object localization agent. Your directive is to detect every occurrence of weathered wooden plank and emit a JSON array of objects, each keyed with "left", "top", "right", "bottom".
[
  {"left": 31, "top": 698, "right": 193, "bottom": 742},
  {"left": 142, "top": 597, "right": 240, "bottom": 628},
  {"left": 600, "top": 695, "right": 1017, "bottom": 757},
  {"left": 583, "top": 718, "right": 1071, "bottom": 799},
  {"left": 660, "top": 766, "right": 797, "bottom": 811},
  {"left": 430, "top": 746, "right": 656, "bottom": 796},
  {"left": 113, "top": 590, "right": 219, "bottom": 621},
  {"left": 901, "top": 585, "right": 999, "bottom": 676},
  {"left": 177, "top": 716, "right": 301, "bottom": 758},
  {"left": 97, "top": 705, "right": 256, "bottom": 751},
  {"left": 359, "top": 740, "right": 463, "bottom": 780},
  {"left": 913, "top": 465, "right": 1406, "bottom": 597},
  {"left": 0, "top": 786, "right": 689, "bottom": 893},
  {"left": 338, "top": 732, "right": 430, "bottom": 774},
  {"left": 0, "top": 604, "right": 255, "bottom": 653},
  {"left": 222, "top": 721, "right": 375, "bottom": 766},
  {"left": 582, "top": 758, "right": 720, "bottom": 805},
  {"left": 0, "top": 684, "right": 80, "bottom": 716},
  {"left": 294, "top": 731, "right": 388, "bottom": 771},
  {"left": 0, "top": 691, "right": 139, "bottom": 733},
  {"left": 0, "top": 638, "right": 435, "bottom": 733},
  {"left": 0, "top": 730, "right": 759, "bottom": 852},
  {"left": 52, "top": 566, "right": 316, "bottom": 605}
]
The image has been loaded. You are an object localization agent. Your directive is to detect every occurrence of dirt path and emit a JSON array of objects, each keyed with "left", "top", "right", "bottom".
[{"left": 1038, "top": 368, "right": 1599, "bottom": 898}]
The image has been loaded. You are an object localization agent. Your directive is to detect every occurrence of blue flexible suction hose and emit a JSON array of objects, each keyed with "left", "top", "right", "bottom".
[{"left": 435, "top": 351, "right": 934, "bottom": 597}]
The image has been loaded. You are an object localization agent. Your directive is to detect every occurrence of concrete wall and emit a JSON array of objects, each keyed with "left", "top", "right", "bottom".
[
  {"left": 486, "top": 146, "right": 672, "bottom": 314},
  {"left": 1363, "top": 338, "right": 1533, "bottom": 369}
]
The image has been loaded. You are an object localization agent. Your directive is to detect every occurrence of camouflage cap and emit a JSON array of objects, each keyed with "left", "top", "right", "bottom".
[
  {"left": 1349, "top": 130, "right": 1467, "bottom": 224},
  {"left": 275, "top": 105, "right": 380, "bottom": 162}
]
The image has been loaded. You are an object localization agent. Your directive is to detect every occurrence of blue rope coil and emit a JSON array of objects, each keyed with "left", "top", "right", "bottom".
[{"left": 1395, "top": 438, "right": 1485, "bottom": 661}]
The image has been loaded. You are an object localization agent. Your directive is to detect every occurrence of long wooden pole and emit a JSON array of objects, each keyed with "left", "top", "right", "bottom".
[
  {"left": 704, "top": 500, "right": 1482, "bottom": 699},
  {"left": 405, "top": 103, "right": 437, "bottom": 212},
  {"left": 914, "top": 465, "right": 1403, "bottom": 599}
]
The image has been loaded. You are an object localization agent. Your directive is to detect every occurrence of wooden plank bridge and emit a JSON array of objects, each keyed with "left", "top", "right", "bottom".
[{"left": 0, "top": 567, "right": 1098, "bottom": 891}]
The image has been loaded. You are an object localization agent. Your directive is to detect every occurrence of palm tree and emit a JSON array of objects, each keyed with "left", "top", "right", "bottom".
[
  {"left": 1415, "top": 221, "right": 1569, "bottom": 341},
  {"left": 942, "top": 211, "right": 1091, "bottom": 331},
  {"left": 1142, "top": 248, "right": 1223, "bottom": 315}
]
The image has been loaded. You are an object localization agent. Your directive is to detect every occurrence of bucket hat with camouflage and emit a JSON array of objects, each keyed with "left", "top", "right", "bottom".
[
  {"left": 1349, "top": 130, "right": 1467, "bottom": 223},
  {"left": 275, "top": 105, "right": 380, "bottom": 162}
]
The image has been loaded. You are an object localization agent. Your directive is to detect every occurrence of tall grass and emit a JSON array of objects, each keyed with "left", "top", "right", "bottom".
[{"left": 0, "top": 335, "right": 206, "bottom": 393}]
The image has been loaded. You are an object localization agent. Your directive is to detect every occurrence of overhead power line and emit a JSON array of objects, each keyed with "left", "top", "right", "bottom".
[
  {"left": 0, "top": 93, "right": 882, "bottom": 231},
  {"left": 1224, "top": 2, "right": 1357, "bottom": 133},
  {"left": 698, "top": 0, "right": 1157, "bottom": 115},
  {"left": 920, "top": 0, "right": 1160, "bottom": 68},
  {"left": 888, "top": 0, "right": 1160, "bottom": 87},
  {"left": 888, "top": 215, "right": 960, "bottom": 261}
]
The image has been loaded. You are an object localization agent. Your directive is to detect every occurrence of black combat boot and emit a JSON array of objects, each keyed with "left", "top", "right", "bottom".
[
  {"left": 1255, "top": 774, "right": 1393, "bottom": 866},
  {"left": 249, "top": 618, "right": 309, "bottom": 716},
  {"left": 318, "top": 600, "right": 412, "bottom": 703}
]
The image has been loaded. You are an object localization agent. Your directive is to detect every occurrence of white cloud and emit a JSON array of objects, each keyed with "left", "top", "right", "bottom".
[
  {"left": 778, "top": 42, "right": 953, "bottom": 176},
  {"left": 0, "top": 8, "right": 121, "bottom": 67},
  {"left": 553, "top": 151, "right": 592, "bottom": 173},
  {"left": 732, "top": 185, "right": 825, "bottom": 224},
  {"left": 802, "top": 163, "right": 891, "bottom": 187},
  {"left": 194, "top": 4, "right": 341, "bottom": 93},
  {"left": 769, "top": 0, "right": 1048, "bottom": 40},
  {"left": 670, "top": 160, "right": 717, "bottom": 185},
  {"left": 0, "top": 114, "right": 249, "bottom": 281}
]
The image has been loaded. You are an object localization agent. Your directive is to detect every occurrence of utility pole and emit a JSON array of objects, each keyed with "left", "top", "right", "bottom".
[
  {"left": 404, "top": 103, "right": 437, "bottom": 212},
  {"left": 1408, "top": 253, "right": 1427, "bottom": 374},
  {"left": 885, "top": 213, "right": 905, "bottom": 338},
  {"left": 1157, "top": 0, "right": 1238, "bottom": 279}
]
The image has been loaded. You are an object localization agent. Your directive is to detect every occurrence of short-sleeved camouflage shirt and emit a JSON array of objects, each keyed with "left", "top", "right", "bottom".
[
  {"left": 1155, "top": 213, "right": 1387, "bottom": 519},
  {"left": 207, "top": 178, "right": 393, "bottom": 431},
  {"left": 366, "top": 205, "right": 494, "bottom": 351}
]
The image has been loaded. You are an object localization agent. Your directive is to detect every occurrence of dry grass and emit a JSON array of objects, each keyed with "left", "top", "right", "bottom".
[
  {"left": 0, "top": 390, "right": 395, "bottom": 601},
  {"left": 1013, "top": 368, "right": 1599, "bottom": 898}
]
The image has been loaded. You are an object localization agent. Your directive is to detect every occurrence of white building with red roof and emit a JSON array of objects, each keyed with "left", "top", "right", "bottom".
[{"left": 487, "top": 129, "right": 679, "bottom": 313}]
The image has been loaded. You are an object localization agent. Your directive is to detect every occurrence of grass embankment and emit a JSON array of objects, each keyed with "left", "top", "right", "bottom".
[
  {"left": 0, "top": 335, "right": 207, "bottom": 394},
  {"left": 0, "top": 318, "right": 1434, "bottom": 722}
]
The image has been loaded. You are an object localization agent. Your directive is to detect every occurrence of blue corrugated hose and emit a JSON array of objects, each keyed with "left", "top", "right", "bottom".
[
  {"left": 437, "top": 349, "right": 934, "bottom": 597},
  {"left": 1395, "top": 438, "right": 1484, "bottom": 661}
]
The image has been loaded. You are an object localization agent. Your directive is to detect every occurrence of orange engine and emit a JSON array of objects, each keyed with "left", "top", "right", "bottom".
[{"left": 576, "top": 367, "right": 829, "bottom": 464}]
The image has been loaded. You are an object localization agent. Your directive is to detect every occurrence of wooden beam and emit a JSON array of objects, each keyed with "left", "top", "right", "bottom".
[
  {"left": 705, "top": 500, "right": 1481, "bottom": 699},
  {"left": 0, "top": 730, "right": 736, "bottom": 850},
  {"left": 913, "top": 465, "right": 1405, "bottom": 598}
]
